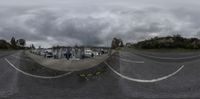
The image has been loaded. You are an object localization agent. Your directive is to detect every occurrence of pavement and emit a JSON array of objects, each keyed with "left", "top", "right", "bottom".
[{"left": 1, "top": 49, "right": 200, "bottom": 98}]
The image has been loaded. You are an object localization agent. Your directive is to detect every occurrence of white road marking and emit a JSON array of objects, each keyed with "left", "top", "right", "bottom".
[
  {"left": 4, "top": 58, "right": 72, "bottom": 79},
  {"left": 104, "top": 61, "right": 184, "bottom": 83},
  {"left": 120, "top": 58, "right": 144, "bottom": 64}
]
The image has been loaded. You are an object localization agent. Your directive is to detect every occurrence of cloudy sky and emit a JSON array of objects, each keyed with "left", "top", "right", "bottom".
[{"left": 0, "top": 0, "right": 200, "bottom": 48}]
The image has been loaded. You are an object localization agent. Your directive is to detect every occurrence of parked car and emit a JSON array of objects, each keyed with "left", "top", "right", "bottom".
[
  {"left": 45, "top": 49, "right": 53, "bottom": 58},
  {"left": 84, "top": 49, "right": 94, "bottom": 58},
  {"left": 46, "top": 52, "right": 53, "bottom": 58},
  {"left": 40, "top": 50, "right": 46, "bottom": 56}
]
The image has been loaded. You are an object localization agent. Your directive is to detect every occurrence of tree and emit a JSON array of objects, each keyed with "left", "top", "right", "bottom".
[
  {"left": 119, "top": 39, "right": 124, "bottom": 47},
  {"left": 10, "top": 37, "right": 16, "bottom": 47},
  {"left": 38, "top": 46, "right": 41, "bottom": 49},
  {"left": 111, "top": 38, "right": 118, "bottom": 49},
  {"left": 111, "top": 37, "right": 124, "bottom": 49},
  {"left": 133, "top": 34, "right": 200, "bottom": 49},
  {"left": 74, "top": 44, "right": 78, "bottom": 48},
  {"left": 31, "top": 44, "right": 35, "bottom": 49},
  {"left": 17, "top": 39, "right": 26, "bottom": 47},
  {"left": 0, "top": 40, "right": 11, "bottom": 49}
]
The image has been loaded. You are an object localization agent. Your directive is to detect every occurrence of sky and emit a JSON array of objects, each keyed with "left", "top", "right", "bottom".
[{"left": 0, "top": 0, "right": 200, "bottom": 48}]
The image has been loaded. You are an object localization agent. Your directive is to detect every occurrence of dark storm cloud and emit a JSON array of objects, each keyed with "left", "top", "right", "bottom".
[{"left": 1, "top": 1, "right": 200, "bottom": 47}]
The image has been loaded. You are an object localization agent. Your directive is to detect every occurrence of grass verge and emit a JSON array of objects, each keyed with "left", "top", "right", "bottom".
[{"left": 124, "top": 47, "right": 200, "bottom": 53}]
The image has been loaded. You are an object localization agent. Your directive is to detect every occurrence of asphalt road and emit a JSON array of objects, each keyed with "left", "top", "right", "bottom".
[{"left": 1, "top": 50, "right": 200, "bottom": 98}]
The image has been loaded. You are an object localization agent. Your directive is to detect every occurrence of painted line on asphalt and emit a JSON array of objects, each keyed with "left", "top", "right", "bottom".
[
  {"left": 104, "top": 61, "right": 184, "bottom": 83},
  {"left": 4, "top": 58, "right": 72, "bottom": 79},
  {"left": 120, "top": 58, "right": 144, "bottom": 64}
]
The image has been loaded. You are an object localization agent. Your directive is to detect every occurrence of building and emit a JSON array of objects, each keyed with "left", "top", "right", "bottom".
[{"left": 31, "top": 46, "right": 110, "bottom": 60}]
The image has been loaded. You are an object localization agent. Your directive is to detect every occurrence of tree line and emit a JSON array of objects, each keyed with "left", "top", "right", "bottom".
[
  {"left": 0, "top": 37, "right": 26, "bottom": 49},
  {"left": 132, "top": 34, "right": 200, "bottom": 49}
]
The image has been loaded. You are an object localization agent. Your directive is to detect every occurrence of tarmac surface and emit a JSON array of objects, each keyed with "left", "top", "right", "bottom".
[{"left": 1, "top": 50, "right": 200, "bottom": 98}]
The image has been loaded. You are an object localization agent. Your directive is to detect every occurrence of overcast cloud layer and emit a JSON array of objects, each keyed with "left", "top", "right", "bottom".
[{"left": 1, "top": 0, "right": 200, "bottom": 47}]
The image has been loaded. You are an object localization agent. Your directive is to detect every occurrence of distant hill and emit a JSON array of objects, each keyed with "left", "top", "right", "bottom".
[
  {"left": 0, "top": 40, "right": 12, "bottom": 49},
  {"left": 132, "top": 35, "right": 200, "bottom": 49}
]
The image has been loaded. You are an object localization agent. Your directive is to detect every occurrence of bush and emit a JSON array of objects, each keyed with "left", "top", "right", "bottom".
[{"left": 133, "top": 35, "right": 200, "bottom": 49}]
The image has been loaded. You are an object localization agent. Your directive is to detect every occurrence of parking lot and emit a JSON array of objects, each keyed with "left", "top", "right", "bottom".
[{"left": 1, "top": 50, "right": 200, "bottom": 98}]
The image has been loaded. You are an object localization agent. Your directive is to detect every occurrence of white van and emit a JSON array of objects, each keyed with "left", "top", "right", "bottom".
[{"left": 84, "top": 49, "right": 93, "bottom": 58}]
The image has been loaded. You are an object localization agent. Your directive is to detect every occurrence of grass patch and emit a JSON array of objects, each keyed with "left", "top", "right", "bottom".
[
  {"left": 124, "top": 47, "right": 200, "bottom": 53},
  {"left": 77, "top": 63, "right": 108, "bottom": 81}
]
